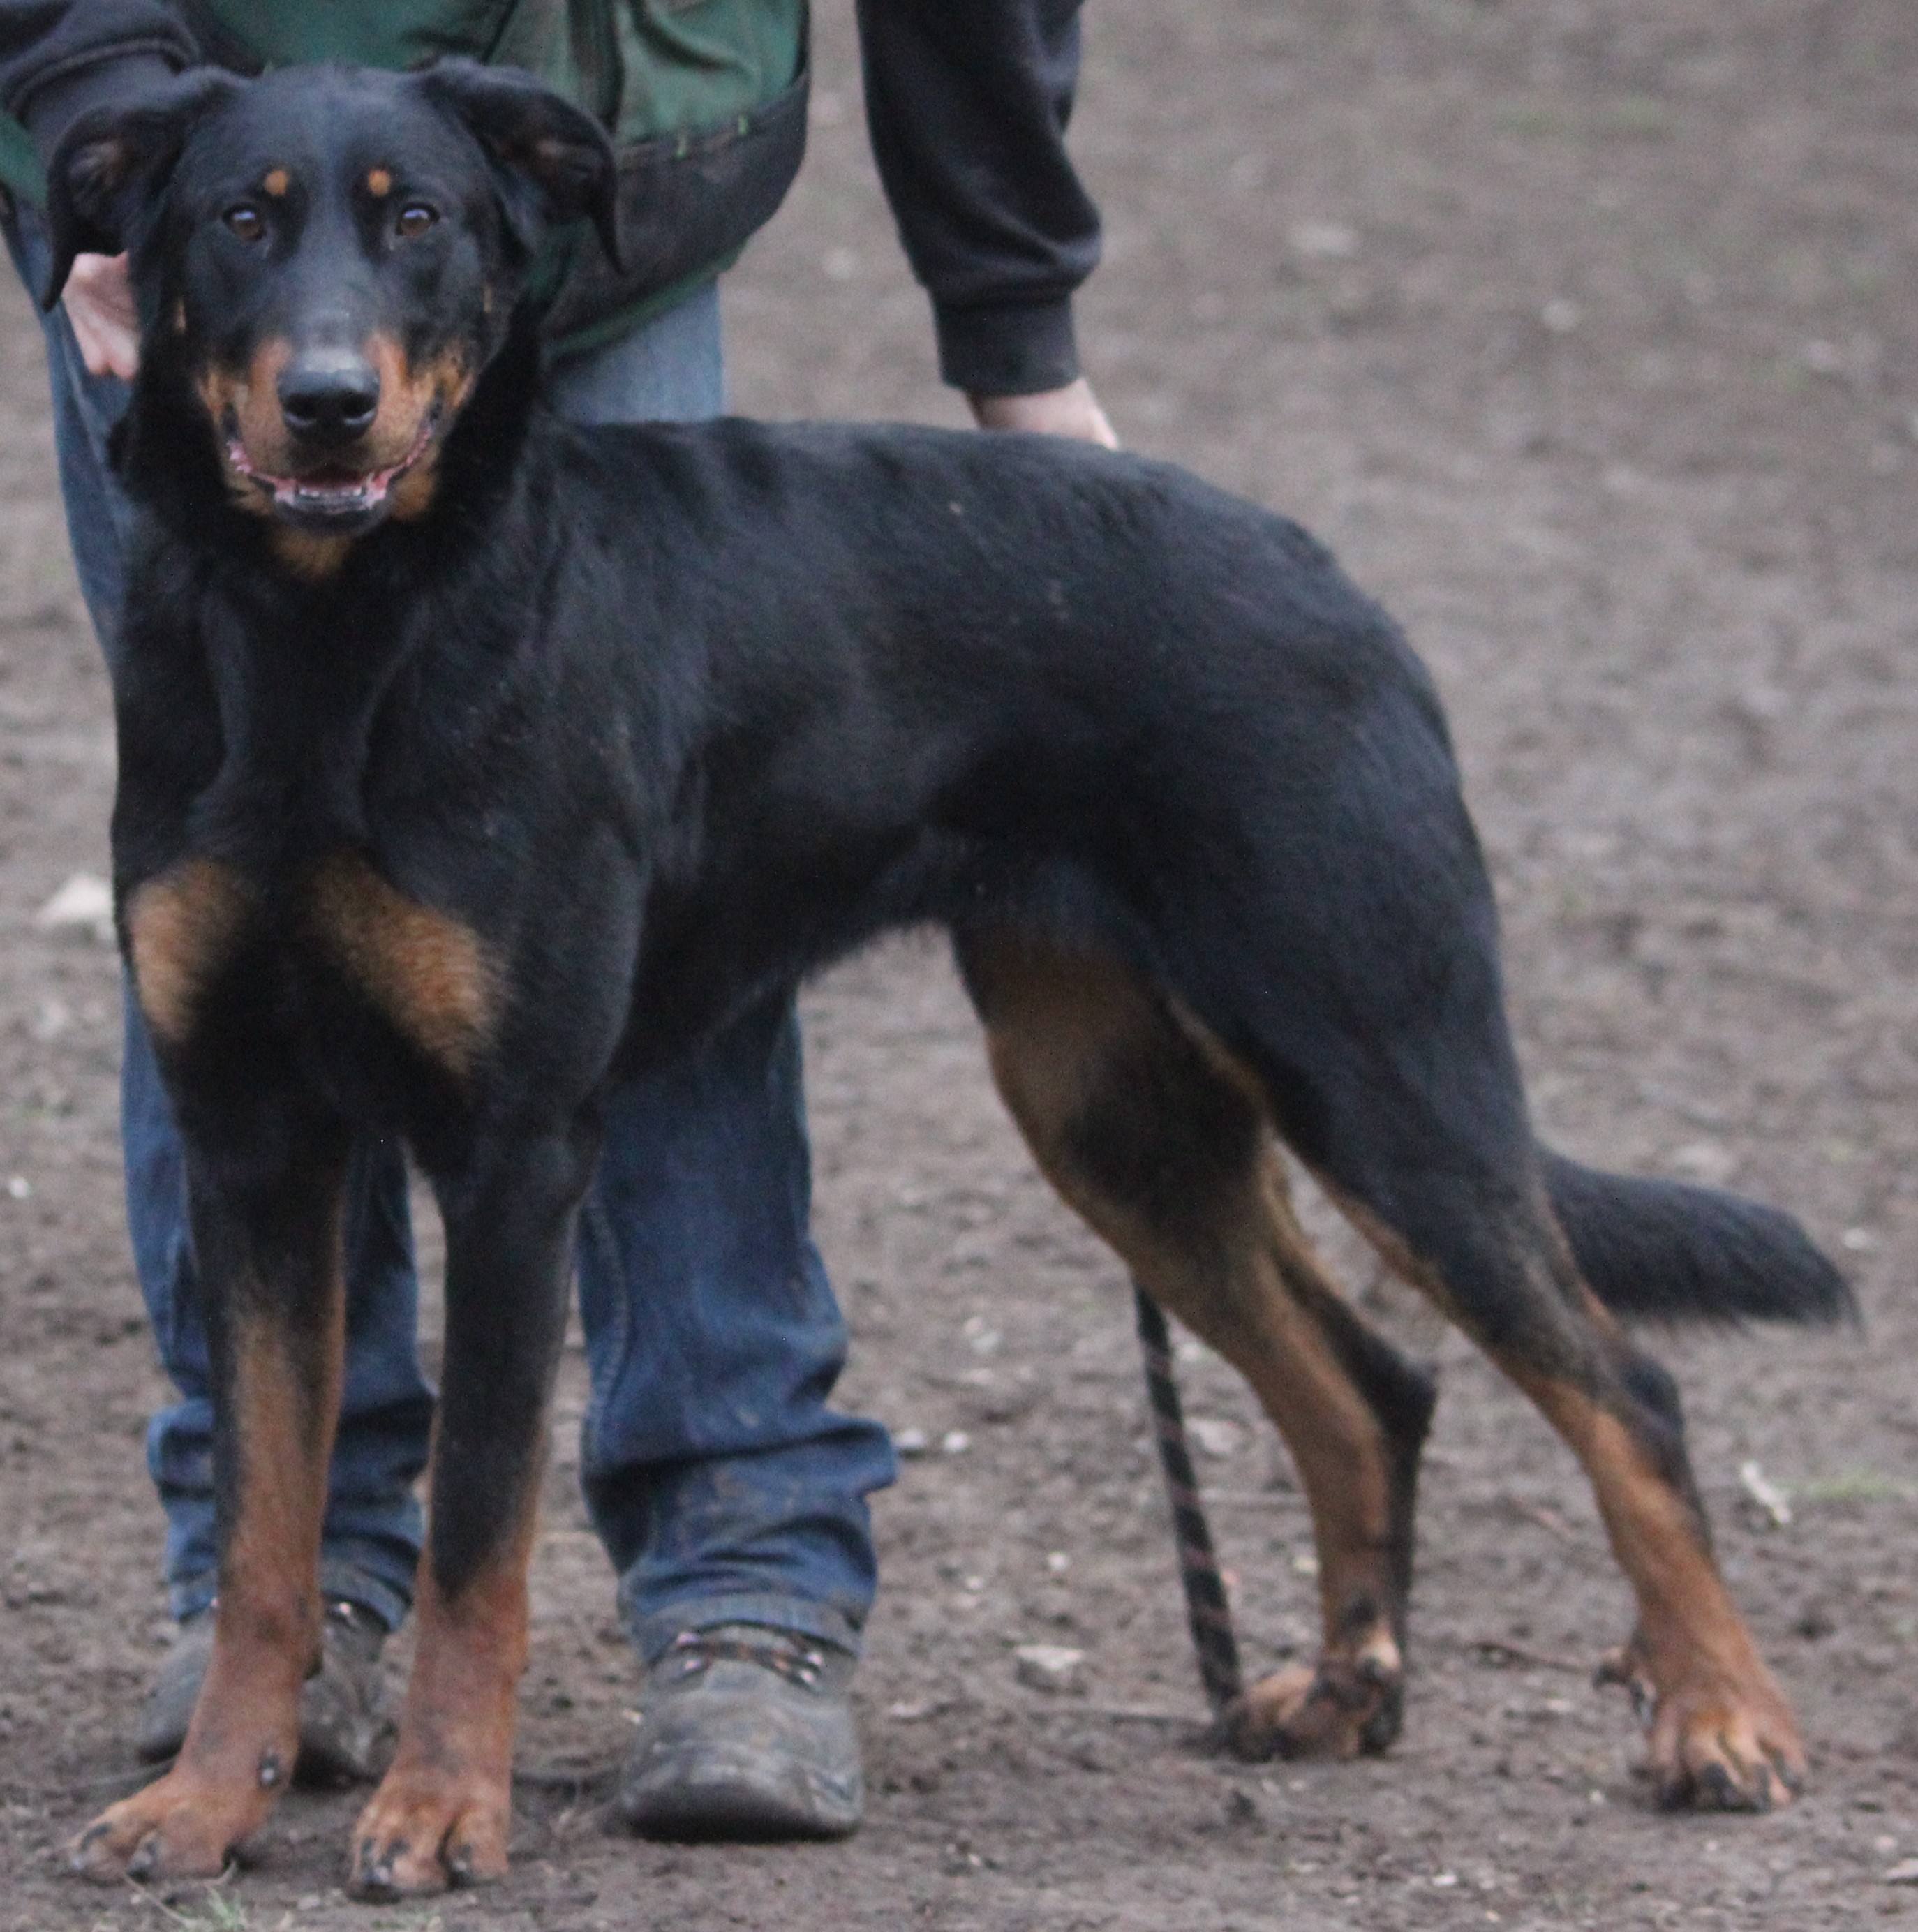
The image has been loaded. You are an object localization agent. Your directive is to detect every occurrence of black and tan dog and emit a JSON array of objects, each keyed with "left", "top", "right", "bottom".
[{"left": 43, "top": 60, "right": 1847, "bottom": 1897}]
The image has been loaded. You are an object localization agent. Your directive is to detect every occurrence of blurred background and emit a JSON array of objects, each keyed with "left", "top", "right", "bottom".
[{"left": 2, "top": 3, "right": 1916, "bottom": 1924}]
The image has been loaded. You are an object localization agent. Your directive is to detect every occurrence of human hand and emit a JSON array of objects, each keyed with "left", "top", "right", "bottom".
[
  {"left": 64, "top": 252, "right": 140, "bottom": 380},
  {"left": 968, "top": 376, "right": 1117, "bottom": 449}
]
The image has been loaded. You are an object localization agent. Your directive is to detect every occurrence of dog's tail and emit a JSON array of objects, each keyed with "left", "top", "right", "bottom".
[{"left": 1540, "top": 1147, "right": 1853, "bottom": 1326}]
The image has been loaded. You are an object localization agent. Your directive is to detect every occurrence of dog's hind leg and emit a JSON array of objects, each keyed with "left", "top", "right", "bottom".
[
  {"left": 70, "top": 1128, "right": 352, "bottom": 1883},
  {"left": 1508, "top": 1298, "right": 1805, "bottom": 1811},
  {"left": 1307, "top": 1110, "right": 1804, "bottom": 1810},
  {"left": 959, "top": 934, "right": 1436, "bottom": 1761}
]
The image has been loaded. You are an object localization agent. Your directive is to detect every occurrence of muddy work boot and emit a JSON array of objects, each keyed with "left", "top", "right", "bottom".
[
  {"left": 620, "top": 1623, "right": 863, "bottom": 1841},
  {"left": 136, "top": 1598, "right": 393, "bottom": 1784}
]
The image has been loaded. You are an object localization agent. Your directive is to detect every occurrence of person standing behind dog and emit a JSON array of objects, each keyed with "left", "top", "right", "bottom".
[{"left": 0, "top": 0, "right": 1115, "bottom": 1842}]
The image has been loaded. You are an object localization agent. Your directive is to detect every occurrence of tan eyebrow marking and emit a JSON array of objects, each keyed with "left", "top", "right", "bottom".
[
  {"left": 366, "top": 168, "right": 392, "bottom": 198},
  {"left": 262, "top": 168, "right": 289, "bottom": 198}
]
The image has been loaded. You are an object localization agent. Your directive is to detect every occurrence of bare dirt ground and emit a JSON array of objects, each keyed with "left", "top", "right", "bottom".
[{"left": 4, "top": 1, "right": 1918, "bottom": 1926}]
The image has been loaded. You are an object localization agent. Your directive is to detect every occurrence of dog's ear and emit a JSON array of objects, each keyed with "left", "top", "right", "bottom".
[
  {"left": 42, "top": 68, "right": 246, "bottom": 309},
  {"left": 415, "top": 60, "right": 621, "bottom": 271}
]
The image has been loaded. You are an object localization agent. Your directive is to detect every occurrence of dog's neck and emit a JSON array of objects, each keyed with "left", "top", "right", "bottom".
[{"left": 110, "top": 313, "right": 558, "bottom": 868}]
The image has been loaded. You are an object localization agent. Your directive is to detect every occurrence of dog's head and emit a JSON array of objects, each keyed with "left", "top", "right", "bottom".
[{"left": 44, "top": 61, "right": 617, "bottom": 537}]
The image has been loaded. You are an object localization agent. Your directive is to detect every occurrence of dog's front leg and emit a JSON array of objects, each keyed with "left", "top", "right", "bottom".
[
  {"left": 71, "top": 1134, "right": 351, "bottom": 1885},
  {"left": 349, "top": 1127, "right": 593, "bottom": 1900}
]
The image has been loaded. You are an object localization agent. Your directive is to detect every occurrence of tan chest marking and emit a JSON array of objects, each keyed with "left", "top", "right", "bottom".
[
  {"left": 307, "top": 856, "right": 500, "bottom": 1079},
  {"left": 269, "top": 527, "right": 354, "bottom": 580},
  {"left": 125, "top": 859, "right": 253, "bottom": 1044}
]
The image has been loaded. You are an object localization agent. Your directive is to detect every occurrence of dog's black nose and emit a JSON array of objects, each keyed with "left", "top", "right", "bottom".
[{"left": 278, "top": 350, "right": 380, "bottom": 442}]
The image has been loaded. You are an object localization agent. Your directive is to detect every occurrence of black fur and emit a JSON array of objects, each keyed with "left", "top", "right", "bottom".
[{"left": 1542, "top": 1150, "right": 1852, "bottom": 1327}]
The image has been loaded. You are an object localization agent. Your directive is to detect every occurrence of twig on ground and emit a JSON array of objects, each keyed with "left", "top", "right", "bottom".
[
  {"left": 1470, "top": 1637, "right": 1587, "bottom": 1674},
  {"left": 1508, "top": 1497, "right": 1577, "bottom": 1543},
  {"left": 4, "top": 1761, "right": 163, "bottom": 1803},
  {"left": 1029, "top": 1701, "right": 1203, "bottom": 1727},
  {"left": 513, "top": 1762, "right": 619, "bottom": 1794}
]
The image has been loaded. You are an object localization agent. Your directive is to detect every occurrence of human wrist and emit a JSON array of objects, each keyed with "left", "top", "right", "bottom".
[{"left": 968, "top": 378, "right": 1117, "bottom": 449}]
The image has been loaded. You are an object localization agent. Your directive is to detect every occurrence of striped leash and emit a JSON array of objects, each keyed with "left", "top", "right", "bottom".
[{"left": 1133, "top": 1284, "right": 1244, "bottom": 1718}]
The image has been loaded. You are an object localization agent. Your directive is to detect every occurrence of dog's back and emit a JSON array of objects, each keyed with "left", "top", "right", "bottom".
[{"left": 533, "top": 414, "right": 1455, "bottom": 1039}]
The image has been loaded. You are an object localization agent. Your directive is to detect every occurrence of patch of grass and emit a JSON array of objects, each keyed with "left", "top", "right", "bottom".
[
  {"left": 1491, "top": 94, "right": 1677, "bottom": 142},
  {"left": 133, "top": 1885, "right": 253, "bottom": 1931},
  {"left": 1842, "top": 257, "right": 1889, "bottom": 299},
  {"left": 1792, "top": 1469, "right": 1911, "bottom": 1505},
  {"left": 1492, "top": 100, "right": 1575, "bottom": 140},
  {"left": 1594, "top": 95, "right": 1677, "bottom": 141},
  {"left": 135, "top": 1894, "right": 449, "bottom": 1932}
]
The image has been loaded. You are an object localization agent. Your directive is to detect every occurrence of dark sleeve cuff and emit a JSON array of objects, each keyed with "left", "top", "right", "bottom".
[{"left": 935, "top": 295, "right": 1079, "bottom": 398}]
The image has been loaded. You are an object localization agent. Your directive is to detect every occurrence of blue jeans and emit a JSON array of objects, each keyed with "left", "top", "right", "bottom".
[{"left": 24, "top": 234, "right": 895, "bottom": 1660}]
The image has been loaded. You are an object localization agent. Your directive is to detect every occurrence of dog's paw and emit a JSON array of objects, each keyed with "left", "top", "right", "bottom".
[
  {"left": 1596, "top": 1640, "right": 1804, "bottom": 1813},
  {"left": 1219, "top": 1640, "right": 1404, "bottom": 1762},
  {"left": 68, "top": 1760, "right": 284, "bottom": 1885},
  {"left": 348, "top": 1762, "right": 510, "bottom": 1898}
]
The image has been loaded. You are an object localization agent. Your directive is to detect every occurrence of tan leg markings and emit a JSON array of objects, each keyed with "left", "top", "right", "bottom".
[
  {"left": 125, "top": 859, "right": 253, "bottom": 1046},
  {"left": 306, "top": 854, "right": 500, "bottom": 1080},
  {"left": 1344, "top": 1165, "right": 1805, "bottom": 1812},
  {"left": 350, "top": 1459, "right": 541, "bottom": 1897},
  {"left": 1512, "top": 1343, "right": 1804, "bottom": 1811},
  {"left": 1180, "top": 1151, "right": 1414, "bottom": 1760},
  {"left": 72, "top": 1242, "right": 345, "bottom": 1881},
  {"left": 969, "top": 937, "right": 1416, "bottom": 1760}
]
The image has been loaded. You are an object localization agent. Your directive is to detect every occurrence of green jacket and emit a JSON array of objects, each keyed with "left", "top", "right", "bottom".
[
  {"left": 4, "top": 0, "right": 809, "bottom": 354},
  {"left": 0, "top": 0, "right": 1103, "bottom": 397}
]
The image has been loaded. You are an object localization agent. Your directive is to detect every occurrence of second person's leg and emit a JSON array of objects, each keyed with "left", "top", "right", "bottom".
[{"left": 547, "top": 290, "right": 896, "bottom": 1839}]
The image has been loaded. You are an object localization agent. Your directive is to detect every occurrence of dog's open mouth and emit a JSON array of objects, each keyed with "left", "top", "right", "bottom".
[{"left": 226, "top": 408, "right": 440, "bottom": 524}]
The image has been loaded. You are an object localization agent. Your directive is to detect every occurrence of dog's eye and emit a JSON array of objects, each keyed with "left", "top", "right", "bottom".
[
  {"left": 395, "top": 204, "right": 438, "bottom": 240},
  {"left": 223, "top": 205, "right": 265, "bottom": 243}
]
